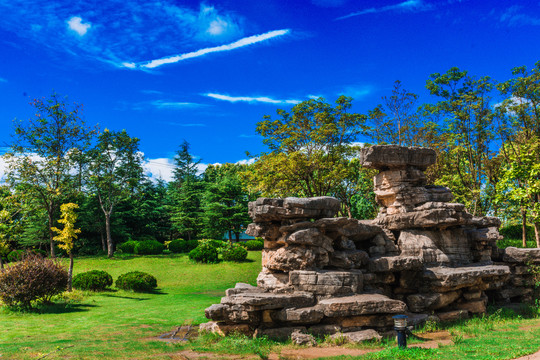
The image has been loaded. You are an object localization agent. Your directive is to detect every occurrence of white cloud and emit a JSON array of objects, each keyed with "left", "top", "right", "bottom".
[
  {"left": 236, "top": 158, "right": 256, "bottom": 165},
  {"left": 341, "top": 85, "right": 373, "bottom": 99},
  {"left": 205, "top": 92, "right": 300, "bottom": 105},
  {"left": 67, "top": 16, "right": 91, "bottom": 36},
  {"left": 151, "top": 100, "right": 204, "bottom": 109},
  {"left": 143, "top": 157, "right": 175, "bottom": 182},
  {"left": 135, "top": 29, "right": 290, "bottom": 69},
  {"left": 0, "top": 77, "right": 7, "bottom": 83},
  {"left": 336, "top": 0, "right": 433, "bottom": 20},
  {"left": 500, "top": 6, "right": 540, "bottom": 26}
]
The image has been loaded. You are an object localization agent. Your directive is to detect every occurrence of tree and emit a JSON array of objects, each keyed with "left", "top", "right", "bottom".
[
  {"left": 496, "top": 61, "right": 540, "bottom": 246},
  {"left": 88, "top": 129, "right": 143, "bottom": 257},
  {"left": 202, "top": 164, "right": 252, "bottom": 241},
  {"left": 425, "top": 68, "right": 499, "bottom": 216},
  {"left": 168, "top": 141, "right": 204, "bottom": 241},
  {"left": 52, "top": 203, "right": 81, "bottom": 291},
  {"left": 4, "top": 93, "right": 95, "bottom": 257},
  {"left": 244, "top": 96, "right": 369, "bottom": 217},
  {"left": 368, "top": 80, "right": 422, "bottom": 146}
]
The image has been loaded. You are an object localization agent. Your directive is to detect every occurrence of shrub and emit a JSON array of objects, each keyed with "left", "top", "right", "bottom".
[
  {"left": 0, "top": 254, "right": 68, "bottom": 308},
  {"left": 222, "top": 243, "right": 248, "bottom": 262},
  {"left": 135, "top": 240, "right": 164, "bottom": 255},
  {"left": 118, "top": 240, "right": 139, "bottom": 254},
  {"left": 116, "top": 271, "right": 157, "bottom": 292},
  {"left": 72, "top": 270, "right": 113, "bottom": 291},
  {"left": 189, "top": 239, "right": 220, "bottom": 263},
  {"left": 7, "top": 250, "right": 25, "bottom": 263},
  {"left": 244, "top": 239, "right": 264, "bottom": 251},
  {"left": 500, "top": 224, "right": 536, "bottom": 242},
  {"left": 169, "top": 239, "right": 198, "bottom": 253}
]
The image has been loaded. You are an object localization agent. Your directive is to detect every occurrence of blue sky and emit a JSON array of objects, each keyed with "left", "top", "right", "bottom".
[{"left": 1, "top": 0, "right": 539, "bottom": 181}]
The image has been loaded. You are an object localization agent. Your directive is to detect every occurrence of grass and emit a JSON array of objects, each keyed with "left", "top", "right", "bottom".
[
  {"left": 0, "top": 252, "right": 261, "bottom": 359},
  {"left": 497, "top": 237, "right": 538, "bottom": 249},
  {"left": 2, "top": 252, "right": 540, "bottom": 359}
]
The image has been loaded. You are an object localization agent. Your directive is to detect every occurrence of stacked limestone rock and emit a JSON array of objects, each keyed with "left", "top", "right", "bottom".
[{"left": 201, "top": 145, "right": 540, "bottom": 341}]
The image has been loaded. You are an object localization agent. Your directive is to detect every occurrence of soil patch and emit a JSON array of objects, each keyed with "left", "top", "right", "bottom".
[
  {"left": 409, "top": 330, "right": 455, "bottom": 349},
  {"left": 513, "top": 350, "right": 540, "bottom": 360}
]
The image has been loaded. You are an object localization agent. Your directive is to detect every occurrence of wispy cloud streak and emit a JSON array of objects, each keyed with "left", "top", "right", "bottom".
[
  {"left": 500, "top": 6, "right": 540, "bottom": 26},
  {"left": 336, "top": 0, "right": 433, "bottom": 20},
  {"left": 205, "top": 92, "right": 300, "bottom": 104},
  {"left": 125, "top": 29, "right": 290, "bottom": 69}
]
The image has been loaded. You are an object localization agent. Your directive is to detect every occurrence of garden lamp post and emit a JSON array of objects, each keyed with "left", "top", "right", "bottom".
[{"left": 393, "top": 314, "right": 408, "bottom": 348}]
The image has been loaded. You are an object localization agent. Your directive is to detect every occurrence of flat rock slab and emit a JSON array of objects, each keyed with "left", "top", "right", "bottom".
[
  {"left": 221, "top": 291, "right": 315, "bottom": 310},
  {"left": 319, "top": 293, "right": 407, "bottom": 317},
  {"left": 359, "top": 145, "right": 436, "bottom": 170},
  {"left": 423, "top": 265, "right": 510, "bottom": 291},
  {"left": 503, "top": 247, "right": 540, "bottom": 264},
  {"left": 330, "top": 329, "right": 382, "bottom": 343},
  {"left": 376, "top": 204, "right": 472, "bottom": 230},
  {"left": 248, "top": 197, "right": 340, "bottom": 222},
  {"left": 369, "top": 256, "right": 423, "bottom": 272}
]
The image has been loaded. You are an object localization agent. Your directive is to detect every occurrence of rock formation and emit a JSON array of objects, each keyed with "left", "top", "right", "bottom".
[{"left": 201, "top": 145, "right": 540, "bottom": 342}]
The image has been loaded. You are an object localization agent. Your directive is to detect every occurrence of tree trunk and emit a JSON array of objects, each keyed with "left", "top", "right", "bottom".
[
  {"left": 48, "top": 213, "right": 56, "bottom": 258},
  {"left": 105, "top": 213, "right": 114, "bottom": 257},
  {"left": 521, "top": 205, "right": 528, "bottom": 248},
  {"left": 100, "top": 231, "right": 106, "bottom": 252},
  {"left": 67, "top": 252, "right": 74, "bottom": 291},
  {"left": 0, "top": 256, "right": 3, "bottom": 269},
  {"left": 228, "top": 230, "right": 233, "bottom": 242},
  {"left": 235, "top": 232, "right": 240, "bottom": 242},
  {"left": 534, "top": 221, "right": 540, "bottom": 249}
]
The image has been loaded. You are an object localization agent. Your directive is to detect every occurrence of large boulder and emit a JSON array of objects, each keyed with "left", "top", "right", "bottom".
[{"left": 359, "top": 145, "right": 436, "bottom": 170}]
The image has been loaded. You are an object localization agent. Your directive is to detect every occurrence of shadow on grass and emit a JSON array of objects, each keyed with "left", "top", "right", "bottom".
[
  {"left": 34, "top": 302, "right": 98, "bottom": 314},
  {"left": 100, "top": 288, "right": 167, "bottom": 300}
]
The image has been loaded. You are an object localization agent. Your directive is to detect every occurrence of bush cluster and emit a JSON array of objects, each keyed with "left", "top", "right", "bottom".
[
  {"left": 244, "top": 239, "right": 264, "bottom": 251},
  {"left": 135, "top": 240, "right": 164, "bottom": 255},
  {"left": 0, "top": 254, "right": 68, "bottom": 308},
  {"left": 189, "top": 239, "right": 221, "bottom": 263},
  {"left": 72, "top": 270, "right": 113, "bottom": 291},
  {"left": 118, "top": 240, "right": 139, "bottom": 254},
  {"left": 115, "top": 271, "right": 157, "bottom": 292},
  {"left": 7, "top": 249, "right": 25, "bottom": 263},
  {"left": 500, "top": 224, "right": 536, "bottom": 242},
  {"left": 168, "top": 239, "right": 198, "bottom": 253},
  {"left": 222, "top": 243, "right": 248, "bottom": 262}
]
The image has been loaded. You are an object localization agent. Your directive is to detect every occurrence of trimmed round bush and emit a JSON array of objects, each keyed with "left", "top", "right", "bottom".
[
  {"left": 115, "top": 271, "right": 157, "bottom": 292},
  {"left": 135, "top": 240, "right": 164, "bottom": 255},
  {"left": 222, "top": 243, "right": 248, "bottom": 262},
  {"left": 0, "top": 254, "right": 68, "bottom": 308},
  {"left": 118, "top": 240, "right": 138, "bottom": 254},
  {"left": 7, "top": 250, "right": 24, "bottom": 263},
  {"left": 72, "top": 270, "right": 113, "bottom": 291},
  {"left": 188, "top": 239, "right": 220, "bottom": 263},
  {"left": 244, "top": 239, "right": 264, "bottom": 251},
  {"left": 168, "top": 239, "right": 198, "bottom": 253}
]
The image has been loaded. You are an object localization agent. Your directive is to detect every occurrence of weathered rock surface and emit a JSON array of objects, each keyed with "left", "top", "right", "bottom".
[
  {"left": 319, "top": 294, "right": 407, "bottom": 317},
  {"left": 359, "top": 145, "right": 436, "bottom": 170},
  {"left": 202, "top": 145, "right": 534, "bottom": 342},
  {"left": 330, "top": 329, "right": 382, "bottom": 343}
]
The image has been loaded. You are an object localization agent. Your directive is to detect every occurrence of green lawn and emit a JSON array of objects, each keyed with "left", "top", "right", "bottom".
[
  {"left": 0, "top": 252, "right": 261, "bottom": 359},
  {"left": 2, "top": 253, "right": 540, "bottom": 360}
]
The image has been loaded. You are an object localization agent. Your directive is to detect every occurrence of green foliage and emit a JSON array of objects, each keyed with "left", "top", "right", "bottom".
[
  {"left": 244, "top": 96, "right": 369, "bottom": 217},
  {"left": 115, "top": 271, "right": 157, "bottom": 292},
  {"left": 222, "top": 243, "right": 248, "bottom": 262},
  {"left": 244, "top": 239, "right": 264, "bottom": 251},
  {"left": 135, "top": 240, "right": 164, "bottom": 255},
  {"left": 202, "top": 164, "right": 252, "bottom": 240},
  {"left": 72, "top": 270, "right": 113, "bottom": 291},
  {"left": 500, "top": 224, "right": 536, "bottom": 242},
  {"left": 7, "top": 249, "right": 24, "bottom": 263},
  {"left": 0, "top": 254, "right": 68, "bottom": 308},
  {"left": 118, "top": 240, "right": 139, "bottom": 254},
  {"left": 168, "top": 239, "right": 198, "bottom": 253},
  {"left": 4, "top": 93, "right": 96, "bottom": 257},
  {"left": 188, "top": 239, "right": 221, "bottom": 263},
  {"left": 88, "top": 129, "right": 144, "bottom": 257}
]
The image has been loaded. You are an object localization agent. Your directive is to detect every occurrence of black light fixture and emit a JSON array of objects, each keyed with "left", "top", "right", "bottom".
[{"left": 392, "top": 314, "right": 408, "bottom": 348}]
